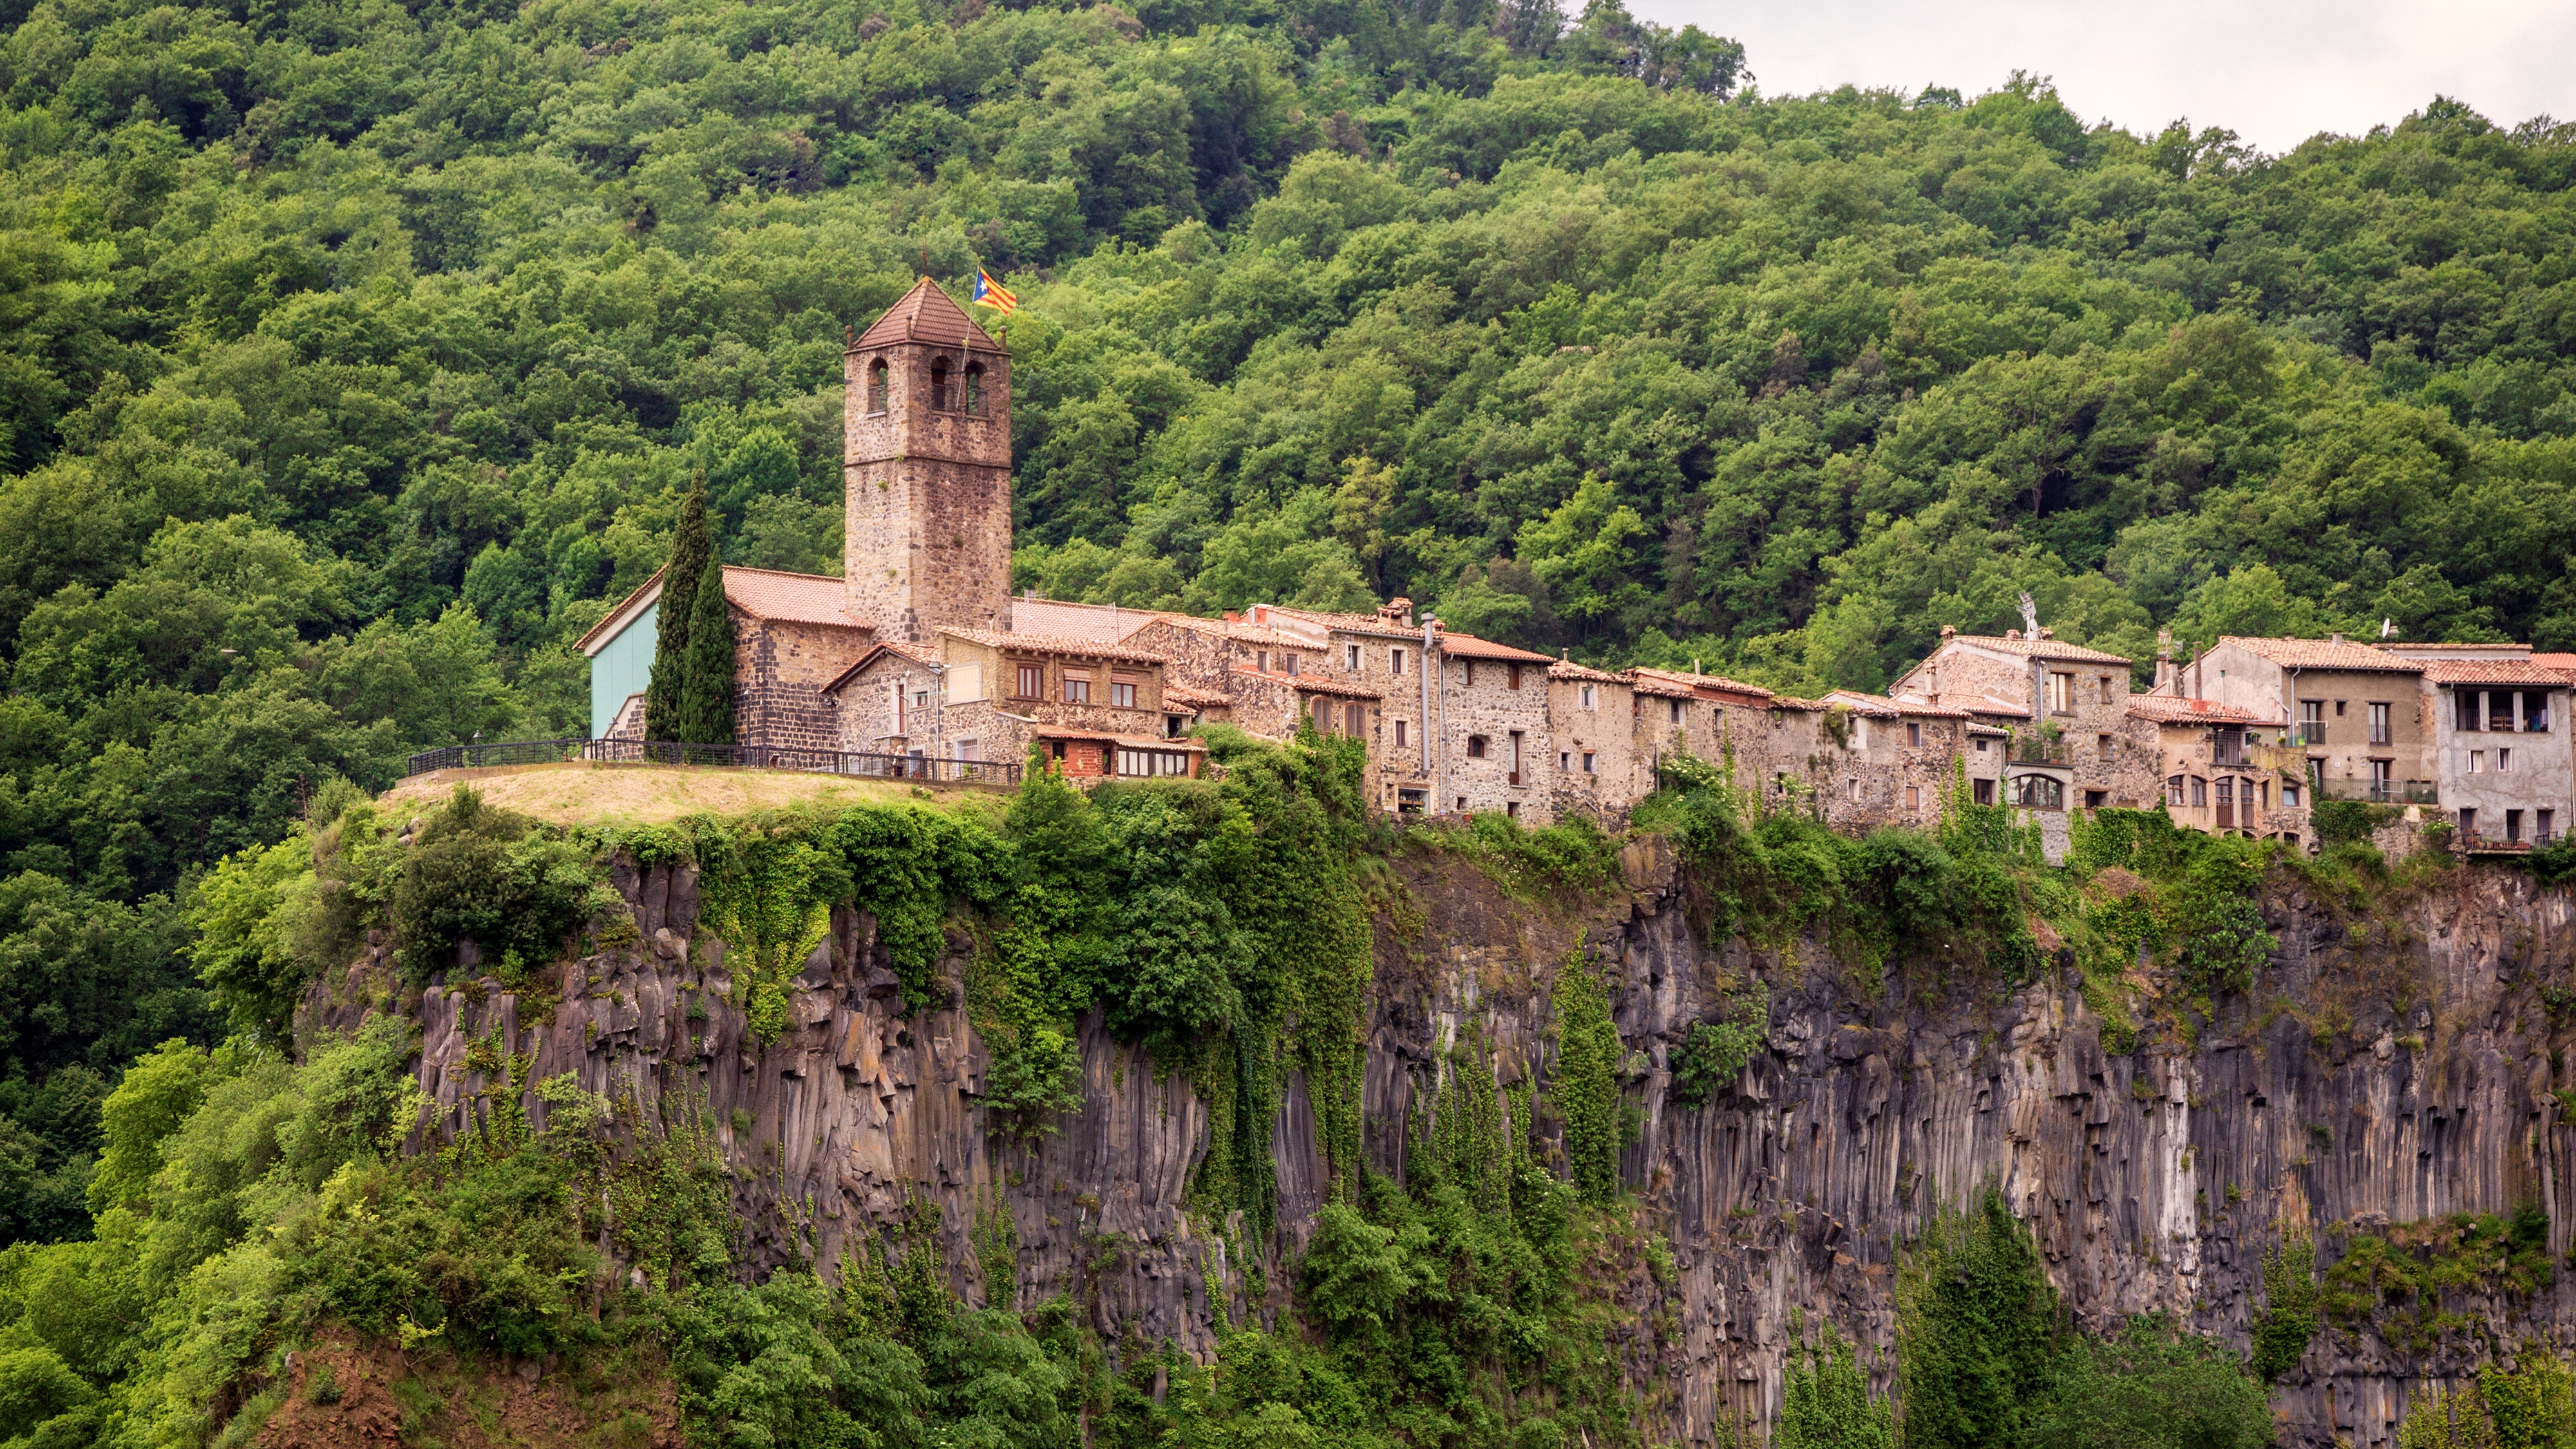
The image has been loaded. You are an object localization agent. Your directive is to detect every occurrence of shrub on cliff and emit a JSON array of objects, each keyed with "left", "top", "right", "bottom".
[{"left": 390, "top": 788, "right": 610, "bottom": 987}]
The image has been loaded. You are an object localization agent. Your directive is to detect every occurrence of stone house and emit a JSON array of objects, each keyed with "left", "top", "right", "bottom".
[
  {"left": 1546, "top": 660, "right": 1637, "bottom": 826},
  {"left": 821, "top": 626, "right": 1202, "bottom": 780},
  {"left": 2148, "top": 636, "right": 2434, "bottom": 809},
  {"left": 2125, "top": 694, "right": 2305, "bottom": 843},
  {"left": 2411, "top": 657, "right": 2571, "bottom": 851},
  {"left": 578, "top": 565, "right": 872, "bottom": 752},
  {"left": 1820, "top": 690, "right": 1984, "bottom": 828},
  {"left": 1891, "top": 627, "right": 2143, "bottom": 813}
]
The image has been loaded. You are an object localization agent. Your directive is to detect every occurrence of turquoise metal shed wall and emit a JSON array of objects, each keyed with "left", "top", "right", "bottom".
[{"left": 589, "top": 600, "right": 658, "bottom": 737}]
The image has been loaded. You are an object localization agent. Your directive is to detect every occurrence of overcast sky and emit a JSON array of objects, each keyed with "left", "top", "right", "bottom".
[{"left": 1625, "top": 0, "right": 2575, "bottom": 154}]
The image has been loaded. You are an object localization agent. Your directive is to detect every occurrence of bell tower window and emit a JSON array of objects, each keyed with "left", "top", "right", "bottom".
[
  {"left": 963, "top": 362, "right": 984, "bottom": 415},
  {"left": 866, "top": 359, "right": 888, "bottom": 415},
  {"left": 929, "top": 357, "right": 952, "bottom": 412}
]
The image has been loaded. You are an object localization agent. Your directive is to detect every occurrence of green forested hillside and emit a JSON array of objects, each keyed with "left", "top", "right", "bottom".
[{"left": 0, "top": 0, "right": 2573, "bottom": 1260}]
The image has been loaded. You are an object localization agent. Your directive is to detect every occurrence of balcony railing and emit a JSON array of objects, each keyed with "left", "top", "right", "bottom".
[
  {"left": 2007, "top": 737, "right": 2070, "bottom": 766},
  {"left": 2316, "top": 777, "right": 2437, "bottom": 805},
  {"left": 404, "top": 737, "right": 1021, "bottom": 785},
  {"left": 2212, "top": 741, "right": 2249, "bottom": 768},
  {"left": 2289, "top": 726, "right": 2325, "bottom": 746},
  {"left": 2461, "top": 828, "right": 2557, "bottom": 854}
]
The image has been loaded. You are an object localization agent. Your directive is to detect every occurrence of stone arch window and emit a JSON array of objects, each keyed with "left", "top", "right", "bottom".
[
  {"left": 929, "top": 357, "right": 952, "bottom": 412},
  {"left": 866, "top": 358, "right": 889, "bottom": 414},
  {"left": 963, "top": 361, "right": 985, "bottom": 415}
]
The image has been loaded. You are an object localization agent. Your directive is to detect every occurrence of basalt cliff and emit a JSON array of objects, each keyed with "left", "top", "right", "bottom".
[{"left": 308, "top": 842, "right": 2576, "bottom": 1448}]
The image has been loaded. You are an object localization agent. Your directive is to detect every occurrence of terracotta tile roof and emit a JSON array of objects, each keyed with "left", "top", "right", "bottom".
[
  {"left": 1031, "top": 728, "right": 1206, "bottom": 750},
  {"left": 939, "top": 627, "right": 1170, "bottom": 666},
  {"left": 1627, "top": 666, "right": 1774, "bottom": 702},
  {"left": 2217, "top": 636, "right": 2421, "bottom": 672},
  {"left": 1548, "top": 660, "right": 1624, "bottom": 683},
  {"left": 2535, "top": 653, "right": 2576, "bottom": 672},
  {"left": 1437, "top": 632, "right": 1557, "bottom": 664},
  {"left": 722, "top": 567, "right": 872, "bottom": 629},
  {"left": 1946, "top": 634, "right": 2132, "bottom": 666},
  {"left": 2420, "top": 659, "right": 2575, "bottom": 687},
  {"left": 1964, "top": 694, "right": 2033, "bottom": 718},
  {"left": 2126, "top": 696, "right": 2275, "bottom": 726},
  {"left": 575, "top": 565, "right": 876, "bottom": 652},
  {"left": 1256, "top": 604, "right": 1419, "bottom": 639},
  {"left": 1010, "top": 598, "right": 1173, "bottom": 641},
  {"left": 851, "top": 278, "right": 1007, "bottom": 355},
  {"left": 1819, "top": 691, "right": 1899, "bottom": 718},
  {"left": 1157, "top": 617, "right": 1305, "bottom": 649},
  {"left": 1160, "top": 684, "right": 1229, "bottom": 709},
  {"left": 1231, "top": 667, "right": 1381, "bottom": 699},
  {"left": 1828, "top": 689, "right": 1972, "bottom": 719},
  {"left": 1770, "top": 696, "right": 1831, "bottom": 712},
  {"left": 818, "top": 639, "right": 942, "bottom": 696}
]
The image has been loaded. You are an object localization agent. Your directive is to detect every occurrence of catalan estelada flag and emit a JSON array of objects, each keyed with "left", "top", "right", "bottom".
[{"left": 972, "top": 269, "right": 1018, "bottom": 316}]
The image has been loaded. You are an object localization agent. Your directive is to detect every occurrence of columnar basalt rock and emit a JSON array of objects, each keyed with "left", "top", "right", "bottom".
[{"left": 320, "top": 857, "right": 2576, "bottom": 1449}]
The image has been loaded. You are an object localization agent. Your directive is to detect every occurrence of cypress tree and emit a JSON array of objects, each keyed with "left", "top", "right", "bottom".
[
  {"left": 641, "top": 475, "right": 713, "bottom": 739},
  {"left": 673, "top": 545, "right": 736, "bottom": 746}
]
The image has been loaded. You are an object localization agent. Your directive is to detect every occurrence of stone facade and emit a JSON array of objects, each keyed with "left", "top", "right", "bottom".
[
  {"left": 843, "top": 279, "right": 1014, "bottom": 644},
  {"left": 734, "top": 612, "right": 873, "bottom": 755}
]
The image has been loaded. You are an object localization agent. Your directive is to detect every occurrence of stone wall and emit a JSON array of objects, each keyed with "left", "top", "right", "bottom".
[
  {"left": 315, "top": 837, "right": 2576, "bottom": 1449},
  {"left": 735, "top": 614, "right": 869, "bottom": 753},
  {"left": 842, "top": 339, "right": 1013, "bottom": 644}
]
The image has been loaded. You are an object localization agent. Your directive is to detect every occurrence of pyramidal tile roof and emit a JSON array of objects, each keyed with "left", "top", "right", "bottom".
[{"left": 851, "top": 278, "right": 1007, "bottom": 355}]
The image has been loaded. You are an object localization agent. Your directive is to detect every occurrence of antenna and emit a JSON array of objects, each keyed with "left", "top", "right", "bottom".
[{"left": 2016, "top": 590, "right": 2041, "bottom": 639}]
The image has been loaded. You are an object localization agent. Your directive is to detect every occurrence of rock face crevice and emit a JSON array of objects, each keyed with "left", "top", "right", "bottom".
[{"left": 314, "top": 847, "right": 2576, "bottom": 1448}]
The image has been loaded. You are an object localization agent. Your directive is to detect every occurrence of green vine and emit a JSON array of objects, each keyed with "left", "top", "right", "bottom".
[{"left": 1551, "top": 949, "right": 1623, "bottom": 1203}]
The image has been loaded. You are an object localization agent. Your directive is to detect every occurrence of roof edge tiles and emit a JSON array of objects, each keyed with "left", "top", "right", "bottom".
[
  {"left": 1945, "top": 633, "right": 2134, "bottom": 666},
  {"left": 938, "top": 627, "right": 1171, "bottom": 666},
  {"left": 2215, "top": 636, "right": 2425, "bottom": 672},
  {"left": 850, "top": 277, "right": 1008, "bottom": 355},
  {"left": 1230, "top": 667, "right": 1383, "bottom": 699}
]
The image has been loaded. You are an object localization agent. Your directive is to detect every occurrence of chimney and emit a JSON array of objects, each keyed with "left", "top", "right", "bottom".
[
  {"left": 1223, "top": 611, "right": 1240, "bottom": 622},
  {"left": 2005, "top": 629, "right": 2022, "bottom": 641},
  {"left": 2155, "top": 627, "right": 2175, "bottom": 691},
  {"left": 2330, "top": 632, "right": 2345, "bottom": 645},
  {"left": 1252, "top": 604, "right": 1269, "bottom": 626},
  {"left": 2038, "top": 627, "right": 2054, "bottom": 639},
  {"left": 1939, "top": 625, "right": 1956, "bottom": 641}
]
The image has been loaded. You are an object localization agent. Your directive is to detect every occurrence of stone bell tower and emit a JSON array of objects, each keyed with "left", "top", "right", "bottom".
[{"left": 844, "top": 278, "right": 1013, "bottom": 643}]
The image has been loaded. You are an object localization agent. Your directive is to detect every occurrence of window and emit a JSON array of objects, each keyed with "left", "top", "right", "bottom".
[
  {"left": 2369, "top": 701, "right": 2391, "bottom": 745},
  {"left": 1110, "top": 679, "right": 1137, "bottom": 708},
  {"left": 1347, "top": 644, "right": 1360, "bottom": 670},
  {"left": 1391, "top": 649, "right": 1405, "bottom": 676},
  {"left": 1975, "top": 737, "right": 1989, "bottom": 752},
  {"left": 2300, "top": 700, "right": 2325, "bottom": 743},
  {"left": 1464, "top": 660, "right": 1477, "bottom": 687},
  {"left": 2283, "top": 784, "right": 2300, "bottom": 808},
  {"left": 1580, "top": 685, "right": 1596, "bottom": 710},
  {"left": 2166, "top": 775, "right": 2186, "bottom": 806},
  {"left": 1166, "top": 715, "right": 1185, "bottom": 738},
  {"left": 2098, "top": 675, "right": 2114, "bottom": 703},
  {"left": 963, "top": 363, "right": 984, "bottom": 415},
  {"left": 913, "top": 688, "right": 930, "bottom": 711},
  {"left": 1466, "top": 734, "right": 1488, "bottom": 759},
  {"left": 1015, "top": 664, "right": 1043, "bottom": 699},
  {"left": 2085, "top": 790, "right": 2107, "bottom": 810},
  {"left": 2542, "top": 809, "right": 2557, "bottom": 842},
  {"left": 1115, "top": 748, "right": 1194, "bottom": 777},
  {"left": 2460, "top": 807, "right": 2477, "bottom": 836},
  {"left": 1582, "top": 752, "right": 1595, "bottom": 773},
  {"left": 2470, "top": 751, "right": 2485, "bottom": 773},
  {"left": 2500, "top": 747, "right": 2513, "bottom": 772},
  {"left": 1255, "top": 651, "right": 1267, "bottom": 672},
  {"left": 1506, "top": 802, "right": 1520, "bottom": 819},
  {"left": 2013, "top": 774, "right": 2065, "bottom": 810},
  {"left": 2509, "top": 809, "right": 2526, "bottom": 844},
  {"left": 866, "top": 359, "right": 889, "bottom": 414},
  {"left": 1973, "top": 777, "right": 1996, "bottom": 805},
  {"left": 1313, "top": 696, "right": 1332, "bottom": 730},
  {"left": 1508, "top": 663, "right": 1523, "bottom": 690},
  {"left": 1847, "top": 779, "right": 1861, "bottom": 801},
  {"left": 1560, "top": 752, "right": 1570, "bottom": 771},
  {"left": 1457, "top": 797, "right": 1468, "bottom": 811},
  {"left": 2528, "top": 693, "right": 2553, "bottom": 734},
  {"left": 1668, "top": 699, "right": 1683, "bottom": 724},
  {"left": 2097, "top": 734, "right": 2112, "bottom": 750},
  {"left": 1062, "top": 673, "right": 1091, "bottom": 704},
  {"left": 2048, "top": 672, "right": 2074, "bottom": 715},
  {"left": 1907, "top": 722, "right": 1923, "bottom": 746},
  {"left": 1347, "top": 703, "right": 1364, "bottom": 734},
  {"left": 2370, "top": 759, "right": 2391, "bottom": 795},
  {"left": 929, "top": 357, "right": 952, "bottom": 411},
  {"left": 955, "top": 738, "right": 979, "bottom": 762},
  {"left": 2456, "top": 689, "right": 2479, "bottom": 732},
  {"left": 2190, "top": 777, "right": 2207, "bottom": 807},
  {"left": 1394, "top": 719, "right": 1408, "bottom": 748},
  {"left": 2334, "top": 700, "right": 2347, "bottom": 716},
  {"left": 1284, "top": 654, "right": 1299, "bottom": 676},
  {"left": 1906, "top": 785, "right": 1920, "bottom": 811}
]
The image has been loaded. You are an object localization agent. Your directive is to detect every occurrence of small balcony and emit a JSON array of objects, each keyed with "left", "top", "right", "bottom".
[
  {"left": 2289, "top": 726, "right": 2325, "bottom": 747},
  {"left": 2461, "top": 828, "right": 2555, "bottom": 855},
  {"left": 2007, "top": 736, "right": 2070, "bottom": 766},
  {"left": 2317, "top": 777, "right": 2437, "bottom": 805}
]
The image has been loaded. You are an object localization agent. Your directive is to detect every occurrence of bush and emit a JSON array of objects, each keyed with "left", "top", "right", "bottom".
[
  {"left": 389, "top": 788, "right": 605, "bottom": 986},
  {"left": 2032, "top": 1314, "right": 2273, "bottom": 1449}
]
